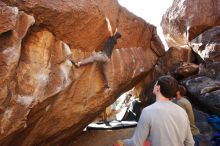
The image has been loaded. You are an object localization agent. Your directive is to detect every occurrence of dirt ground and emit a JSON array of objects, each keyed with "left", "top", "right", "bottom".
[
  {"left": 68, "top": 127, "right": 212, "bottom": 146},
  {"left": 68, "top": 128, "right": 134, "bottom": 146}
]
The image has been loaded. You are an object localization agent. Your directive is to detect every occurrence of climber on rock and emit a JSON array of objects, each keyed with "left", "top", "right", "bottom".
[
  {"left": 71, "top": 17, "right": 121, "bottom": 89},
  {"left": 71, "top": 17, "right": 121, "bottom": 67}
]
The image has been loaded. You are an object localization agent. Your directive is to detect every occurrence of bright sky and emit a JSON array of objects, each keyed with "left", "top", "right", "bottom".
[{"left": 118, "top": 0, "right": 173, "bottom": 50}]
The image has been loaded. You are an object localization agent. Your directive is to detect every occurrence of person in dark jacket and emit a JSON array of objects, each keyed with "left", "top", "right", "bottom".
[
  {"left": 72, "top": 18, "right": 121, "bottom": 67},
  {"left": 71, "top": 17, "right": 121, "bottom": 89},
  {"left": 73, "top": 32, "right": 121, "bottom": 67}
]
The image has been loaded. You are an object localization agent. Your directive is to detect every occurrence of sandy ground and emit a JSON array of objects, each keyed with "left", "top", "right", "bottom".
[
  {"left": 68, "top": 127, "right": 212, "bottom": 146},
  {"left": 69, "top": 128, "right": 134, "bottom": 146}
]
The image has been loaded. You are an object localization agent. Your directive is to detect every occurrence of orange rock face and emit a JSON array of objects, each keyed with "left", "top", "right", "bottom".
[
  {"left": 0, "top": 0, "right": 164, "bottom": 145},
  {"left": 0, "top": 2, "right": 18, "bottom": 33}
]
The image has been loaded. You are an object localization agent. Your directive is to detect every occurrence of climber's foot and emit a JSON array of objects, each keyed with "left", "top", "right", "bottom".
[{"left": 70, "top": 59, "right": 80, "bottom": 68}]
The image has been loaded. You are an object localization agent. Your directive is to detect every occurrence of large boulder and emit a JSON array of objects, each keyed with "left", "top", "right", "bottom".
[
  {"left": 181, "top": 76, "right": 220, "bottom": 115},
  {"left": 174, "top": 62, "right": 199, "bottom": 78},
  {"left": 161, "top": 0, "right": 220, "bottom": 48},
  {"left": 158, "top": 47, "right": 193, "bottom": 75},
  {"left": 0, "top": 0, "right": 165, "bottom": 145},
  {"left": 0, "top": 1, "right": 18, "bottom": 33},
  {"left": 134, "top": 46, "right": 193, "bottom": 106},
  {"left": 2, "top": 0, "right": 110, "bottom": 52}
]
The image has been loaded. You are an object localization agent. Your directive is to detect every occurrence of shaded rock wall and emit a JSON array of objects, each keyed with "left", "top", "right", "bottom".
[
  {"left": 0, "top": 5, "right": 35, "bottom": 143},
  {"left": 0, "top": 0, "right": 165, "bottom": 145}
]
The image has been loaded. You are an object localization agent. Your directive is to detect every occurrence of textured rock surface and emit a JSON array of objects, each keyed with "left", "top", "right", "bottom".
[
  {"left": 161, "top": 0, "right": 220, "bottom": 48},
  {"left": 181, "top": 76, "right": 220, "bottom": 115},
  {"left": 0, "top": 0, "right": 165, "bottom": 145},
  {"left": 161, "top": 0, "right": 220, "bottom": 80},
  {"left": 134, "top": 46, "right": 193, "bottom": 106},
  {"left": 190, "top": 26, "right": 220, "bottom": 77},
  {"left": 191, "top": 26, "right": 220, "bottom": 62},
  {"left": 174, "top": 62, "right": 199, "bottom": 78},
  {"left": 0, "top": 1, "right": 18, "bottom": 33},
  {"left": 158, "top": 47, "right": 193, "bottom": 74}
]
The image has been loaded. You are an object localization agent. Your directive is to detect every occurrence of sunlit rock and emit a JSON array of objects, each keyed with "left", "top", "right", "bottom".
[
  {"left": 161, "top": 0, "right": 220, "bottom": 48},
  {"left": 0, "top": 0, "right": 165, "bottom": 145}
]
